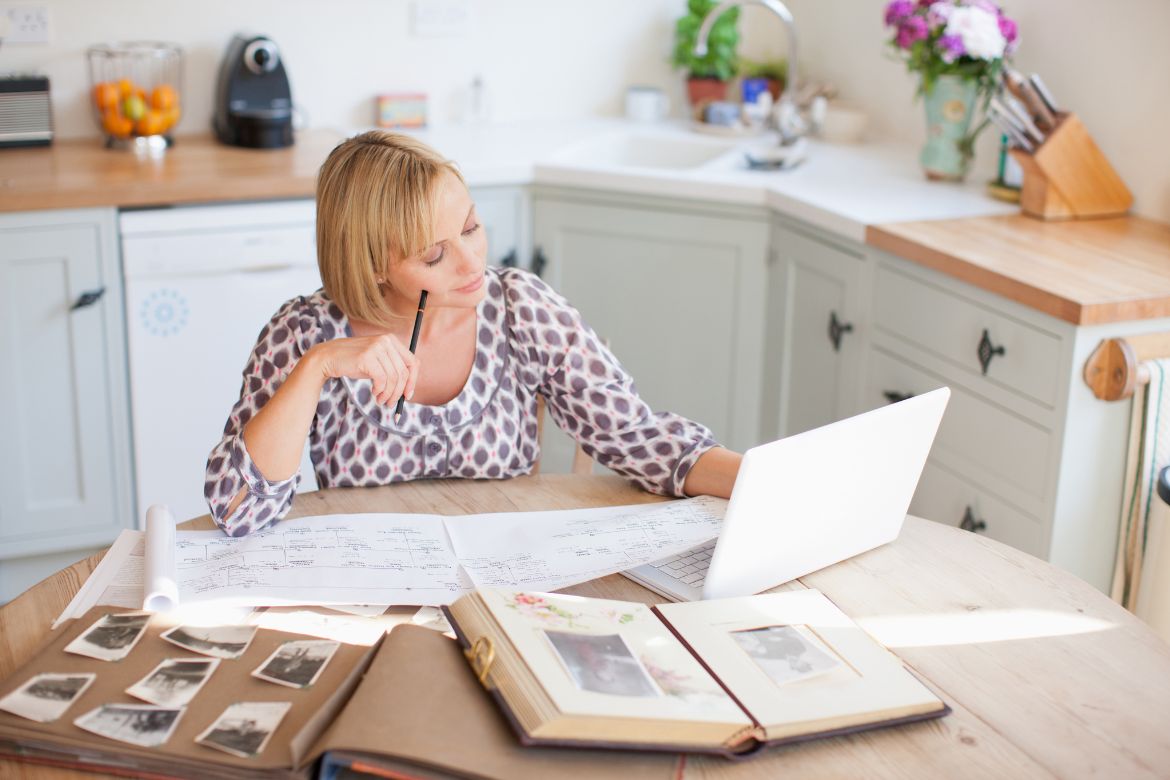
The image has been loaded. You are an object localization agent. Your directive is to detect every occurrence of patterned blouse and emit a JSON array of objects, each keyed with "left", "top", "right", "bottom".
[{"left": 204, "top": 267, "right": 719, "bottom": 536}]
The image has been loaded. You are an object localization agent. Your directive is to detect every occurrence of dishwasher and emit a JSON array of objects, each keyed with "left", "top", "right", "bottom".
[{"left": 121, "top": 200, "right": 321, "bottom": 526}]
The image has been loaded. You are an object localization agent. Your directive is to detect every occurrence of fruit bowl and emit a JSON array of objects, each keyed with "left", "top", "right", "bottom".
[{"left": 86, "top": 41, "right": 183, "bottom": 152}]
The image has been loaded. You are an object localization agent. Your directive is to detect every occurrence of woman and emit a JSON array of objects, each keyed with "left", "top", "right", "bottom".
[{"left": 204, "top": 130, "right": 742, "bottom": 536}]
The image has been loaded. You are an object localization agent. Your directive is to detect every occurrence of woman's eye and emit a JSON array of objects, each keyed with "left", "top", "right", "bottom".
[
  {"left": 463, "top": 222, "right": 481, "bottom": 236},
  {"left": 425, "top": 249, "right": 445, "bottom": 267}
]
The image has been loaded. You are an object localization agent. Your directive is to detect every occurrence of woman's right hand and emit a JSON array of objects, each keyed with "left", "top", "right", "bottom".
[{"left": 308, "top": 334, "right": 420, "bottom": 406}]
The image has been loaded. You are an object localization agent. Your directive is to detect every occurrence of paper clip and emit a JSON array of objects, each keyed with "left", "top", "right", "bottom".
[{"left": 464, "top": 636, "right": 495, "bottom": 688}]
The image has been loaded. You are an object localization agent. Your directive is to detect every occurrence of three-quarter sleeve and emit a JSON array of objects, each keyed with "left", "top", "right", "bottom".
[
  {"left": 503, "top": 269, "right": 719, "bottom": 496},
  {"left": 203, "top": 298, "right": 310, "bottom": 536}
]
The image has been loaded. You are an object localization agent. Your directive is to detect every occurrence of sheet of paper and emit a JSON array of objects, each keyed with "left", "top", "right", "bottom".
[
  {"left": 445, "top": 496, "right": 726, "bottom": 592},
  {"left": 174, "top": 514, "right": 473, "bottom": 608},
  {"left": 52, "top": 529, "right": 145, "bottom": 629},
  {"left": 142, "top": 505, "right": 178, "bottom": 612}
]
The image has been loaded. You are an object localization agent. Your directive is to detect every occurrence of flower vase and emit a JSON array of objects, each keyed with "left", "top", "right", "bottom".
[{"left": 920, "top": 74, "right": 978, "bottom": 181}]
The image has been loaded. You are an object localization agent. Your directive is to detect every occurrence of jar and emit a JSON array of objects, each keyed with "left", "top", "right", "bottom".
[{"left": 86, "top": 42, "right": 183, "bottom": 153}]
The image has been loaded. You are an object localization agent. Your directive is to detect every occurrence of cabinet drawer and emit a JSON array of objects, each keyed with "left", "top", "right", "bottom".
[
  {"left": 873, "top": 263, "right": 1062, "bottom": 407},
  {"left": 911, "top": 458, "right": 1045, "bottom": 558},
  {"left": 865, "top": 347, "right": 1053, "bottom": 517}
]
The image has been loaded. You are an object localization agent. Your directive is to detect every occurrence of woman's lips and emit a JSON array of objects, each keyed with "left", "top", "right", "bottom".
[{"left": 456, "top": 274, "right": 485, "bottom": 294}]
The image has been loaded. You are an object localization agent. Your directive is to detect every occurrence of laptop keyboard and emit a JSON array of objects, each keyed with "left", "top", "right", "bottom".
[{"left": 651, "top": 540, "right": 716, "bottom": 588}]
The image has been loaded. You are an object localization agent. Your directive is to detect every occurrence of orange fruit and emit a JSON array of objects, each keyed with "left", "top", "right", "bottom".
[
  {"left": 150, "top": 84, "right": 177, "bottom": 111},
  {"left": 160, "top": 105, "right": 181, "bottom": 131},
  {"left": 117, "top": 78, "right": 135, "bottom": 98},
  {"left": 102, "top": 110, "right": 133, "bottom": 139},
  {"left": 92, "top": 82, "right": 119, "bottom": 112},
  {"left": 135, "top": 109, "right": 166, "bottom": 137}
]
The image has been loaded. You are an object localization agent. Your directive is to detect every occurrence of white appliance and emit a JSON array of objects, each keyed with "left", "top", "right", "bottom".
[
  {"left": 623, "top": 388, "right": 951, "bottom": 601},
  {"left": 121, "top": 200, "right": 321, "bottom": 526}
]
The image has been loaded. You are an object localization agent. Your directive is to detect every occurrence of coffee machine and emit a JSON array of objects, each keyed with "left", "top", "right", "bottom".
[{"left": 213, "top": 34, "right": 294, "bottom": 148}]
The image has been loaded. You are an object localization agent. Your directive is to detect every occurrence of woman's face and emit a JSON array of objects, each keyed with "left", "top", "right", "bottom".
[{"left": 385, "top": 170, "right": 487, "bottom": 312}]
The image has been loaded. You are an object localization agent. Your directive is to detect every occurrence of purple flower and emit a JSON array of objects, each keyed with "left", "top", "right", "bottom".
[
  {"left": 938, "top": 33, "right": 966, "bottom": 62},
  {"left": 895, "top": 15, "right": 929, "bottom": 48},
  {"left": 998, "top": 15, "right": 1018, "bottom": 43},
  {"left": 884, "top": 0, "right": 915, "bottom": 26}
]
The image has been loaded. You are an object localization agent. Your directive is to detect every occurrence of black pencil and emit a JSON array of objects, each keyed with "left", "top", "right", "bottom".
[{"left": 395, "top": 289, "right": 428, "bottom": 422}]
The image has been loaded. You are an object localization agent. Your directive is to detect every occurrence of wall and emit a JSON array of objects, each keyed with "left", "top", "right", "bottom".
[
  {"left": 740, "top": 0, "right": 1170, "bottom": 222},
  {"left": 0, "top": 0, "right": 684, "bottom": 136}
]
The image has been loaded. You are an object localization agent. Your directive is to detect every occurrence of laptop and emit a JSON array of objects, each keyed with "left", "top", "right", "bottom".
[{"left": 622, "top": 387, "right": 950, "bottom": 602}]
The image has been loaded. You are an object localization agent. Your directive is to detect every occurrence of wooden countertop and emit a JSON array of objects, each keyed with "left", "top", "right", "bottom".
[
  {"left": 0, "top": 129, "right": 344, "bottom": 212},
  {"left": 867, "top": 215, "right": 1170, "bottom": 325}
]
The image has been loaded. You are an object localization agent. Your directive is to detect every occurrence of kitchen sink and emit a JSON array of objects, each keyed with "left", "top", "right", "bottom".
[{"left": 552, "top": 131, "right": 739, "bottom": 170}]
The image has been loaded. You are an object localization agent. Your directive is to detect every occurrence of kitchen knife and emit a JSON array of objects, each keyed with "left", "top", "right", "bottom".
[
  {"left": 1004, "top": 68, "right": 1057, "bottom": 132},
  {"left": 988, "top": 104, "right": 1034, "bottom": 152},
  {"left": 1027, "top": 73, "right": 1062, "bottom": 116},
  {"left": 990, "top": 94, "right": 1043, "bottom": 145}
]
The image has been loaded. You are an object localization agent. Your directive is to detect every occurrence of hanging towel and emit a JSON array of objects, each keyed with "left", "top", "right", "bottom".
[{"left": 1111, "top": 359, "right": 1170, "bottom": 642}]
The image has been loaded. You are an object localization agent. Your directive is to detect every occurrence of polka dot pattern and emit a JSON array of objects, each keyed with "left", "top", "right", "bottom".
[{"left": 204, "top": 267, "right": 718, "bottom": 536}]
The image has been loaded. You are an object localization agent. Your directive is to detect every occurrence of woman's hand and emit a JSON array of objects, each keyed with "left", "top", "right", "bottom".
[{"left": 309, "top": 335, "right": 420, "bottom": 406}]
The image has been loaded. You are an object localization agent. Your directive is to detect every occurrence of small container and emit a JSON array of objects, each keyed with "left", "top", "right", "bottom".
[
  {"left": 376, "top": 93, "right": 427, "bottom": 129},
  {"left": 87, "top": 42, "right": 183, "bottom": 153}
]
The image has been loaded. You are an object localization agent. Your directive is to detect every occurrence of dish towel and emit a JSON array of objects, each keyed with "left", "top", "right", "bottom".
[{"left": 1111, "top": 359, "right": 1170, "bottom": 642}]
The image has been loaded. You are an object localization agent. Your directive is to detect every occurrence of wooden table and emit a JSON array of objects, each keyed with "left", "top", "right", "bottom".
[{"left": 3, "top": 475, "right": 1170, "bottom": 779}]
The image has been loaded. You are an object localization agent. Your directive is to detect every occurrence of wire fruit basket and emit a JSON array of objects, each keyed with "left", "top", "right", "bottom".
[{"left": 87, "top": 41, "right": 183, "bottom": 153}]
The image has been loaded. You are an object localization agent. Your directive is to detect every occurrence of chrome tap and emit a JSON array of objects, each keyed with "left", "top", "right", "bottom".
[{"left": 694, "top": 0, "right": 804, "bottom": 145}]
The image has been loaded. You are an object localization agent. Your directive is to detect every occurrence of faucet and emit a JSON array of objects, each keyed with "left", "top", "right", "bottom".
[{"left": 694, "top": 0, "right": 804, "bottom": 145}]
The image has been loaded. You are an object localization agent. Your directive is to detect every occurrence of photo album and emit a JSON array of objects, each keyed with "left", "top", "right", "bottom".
[{"left": 443, "top": 588, "right": 949, "bottom": 756}]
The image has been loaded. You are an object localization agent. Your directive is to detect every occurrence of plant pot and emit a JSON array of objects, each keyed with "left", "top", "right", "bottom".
[
  {"left": 920, "top": 74, "right": 978, "bottom": 182},
  {"left": 686, "top": 77, "right": 729, "bottom": 107}
]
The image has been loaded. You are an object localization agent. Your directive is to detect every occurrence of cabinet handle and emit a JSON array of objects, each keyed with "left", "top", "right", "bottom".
[
  {"left": 70, "top": 287, "right": 107, "bottom": 311},
  {"left": 500, "top": 249, "right": 518, "bottom": 268},
  {"left": 976, "top": 328, "right": 1005, "bottom": 375},
  {"left": 959, "top": 505, "right": 987, "bottom": 533},
  {"left": 531, "top": 247, "right": 548, "bottom": 278},
  {"left": 883, "top": 390, "right": 915, "bottom": 404},
  {"left": 828, "top": 311, "right": 853, "bottom": 353}
]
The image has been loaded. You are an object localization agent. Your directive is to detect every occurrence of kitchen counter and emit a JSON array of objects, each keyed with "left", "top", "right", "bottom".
[{"left": 2, "top": 120, "right": 1168, "bottom": 325}]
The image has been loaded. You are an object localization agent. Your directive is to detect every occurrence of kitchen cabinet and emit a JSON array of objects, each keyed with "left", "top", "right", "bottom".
[
  {"left": 532, "top": 187, "right": 770, "bottom": 457},
  {"left": 472, "top": 185, "right": 531, "bottom": 270},
  {"left": 0, "top": 208, "right": 134, "bottom": 602},
  {"left": 764, "top": 216, "right": 869, "bottom": 439}
]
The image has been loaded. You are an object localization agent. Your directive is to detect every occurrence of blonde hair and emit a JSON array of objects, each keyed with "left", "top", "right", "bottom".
[{"left": 316, "top": 130, "right": 464, "bottom": 326}]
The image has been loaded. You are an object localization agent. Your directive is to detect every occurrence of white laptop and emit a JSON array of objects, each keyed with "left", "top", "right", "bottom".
[{"left": 622, "top": 387, "right": 950, "bottom": 602}]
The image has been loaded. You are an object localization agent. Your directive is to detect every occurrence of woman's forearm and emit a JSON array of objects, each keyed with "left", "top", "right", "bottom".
[
  {"left": 683, "top": 446, "right": 742, "bottom": 499},
  {"left": 241, "top": 347, "right": 328, "bottom": 483}
]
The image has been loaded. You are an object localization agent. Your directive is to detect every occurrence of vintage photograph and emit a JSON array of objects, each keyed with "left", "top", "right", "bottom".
[
  {"left": 196, "top": 701, "right": 291, "bottom": 758},
  {"left": 74, "top": 703, "right": 184, "bottom": 748},
  {"left": 730, "top": 625, "right": 842, "bottom": 686},
  {"left": 252, "top": 639, "right": 339, "bottom": 689},
  {"left": 544, "top": 630, "right": 660, "bottom": 697},
  {"left": 126, "top": 657, "right": 221, "bottom": 707},
  {"left": 0, "top": 673, "right": 96, "bottom": 723},
  {"left": 64, "top": 612, "right": 152, "bottom": 662},
  {"left": 161, "top": 624, "right": 257, "bottom": 660}
]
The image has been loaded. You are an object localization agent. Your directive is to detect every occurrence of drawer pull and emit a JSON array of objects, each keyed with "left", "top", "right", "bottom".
[
  {"left": 531, "top": 247, "right": 548, "bottom": 278},
  {"left": 977, "top": 329, "right": 1006, "bottom": 375},
  {"left": 960, "top": 506, "right": 987, "bottom": 533},
  {"left": 829, "top": 311, "right": 854, "bottom": 352},
  {"left": 883, "top": 390, "right": 915, "bottom": 404},
  {"left": 500, "top": 248, "right": 518, "bottom": 268},
  {"left": 70, "top": 287, "right": 107, "bottom": 311}
]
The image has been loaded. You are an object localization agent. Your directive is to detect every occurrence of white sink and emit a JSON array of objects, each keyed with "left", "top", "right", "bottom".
[{"left": 552, "top": 131, "right": 739, "bottom": 170}]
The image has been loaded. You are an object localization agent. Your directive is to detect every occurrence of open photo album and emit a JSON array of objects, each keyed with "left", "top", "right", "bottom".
[{"left": 443, "top": 588, "right": 949, "bottom": 756}]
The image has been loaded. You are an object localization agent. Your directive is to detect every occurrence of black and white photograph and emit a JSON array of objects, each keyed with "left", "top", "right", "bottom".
[
  {"left": 0, "top": 673, "right": 96, "bottom": 723},
  {"left": 64, "top": 612, "right": 152, "bottom": 662},
  {"left": 544, "top": 630, "right": 660, "bottom": 698},
  {"left": 74, "top": 703, "right": 184, "bottom": 748},
  {"left": 126, "top": 657, "right": 221, "bottom": 707},
  {"left": 730, "top": 625, "right": 842, "bottom": 686},
  {"left": 196, "top": 701, "right": 291, "bottom": 758},
  {"left": 251, "top": 639, "right": 339, "bottom": 689},
  {"left": 161, "top": 624, "right": 258, "bottom": 660}
]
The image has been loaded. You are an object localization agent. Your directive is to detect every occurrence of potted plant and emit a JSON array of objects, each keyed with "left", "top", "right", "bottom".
[
  {"left": 739, "top": 58, "right": 787, "bottom": 102},
  {"left": 672, "top": 0, "right": 741, "bottom": 106},
  {"left": 884, "top": 0, "right": 1018, "bottom": 181}
]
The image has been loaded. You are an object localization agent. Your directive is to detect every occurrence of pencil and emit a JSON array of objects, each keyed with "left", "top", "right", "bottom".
[{"left": 394, "top": 289, "right": 428, "bottom": 422}]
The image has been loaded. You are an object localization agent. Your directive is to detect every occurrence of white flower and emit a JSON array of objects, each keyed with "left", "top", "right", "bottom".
[{"left": 944, "top": 6, "right": 1007, "bottom": 60}]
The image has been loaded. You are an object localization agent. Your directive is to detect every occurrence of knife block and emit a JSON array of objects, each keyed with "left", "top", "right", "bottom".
[{"left": 1008, "top": 113, "right": 1132, "bottom": 220}]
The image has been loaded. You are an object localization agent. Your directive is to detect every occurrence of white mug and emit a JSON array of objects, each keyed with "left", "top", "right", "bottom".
[{"left": 625, "top": 86, "right": 669, "bottom": 123}]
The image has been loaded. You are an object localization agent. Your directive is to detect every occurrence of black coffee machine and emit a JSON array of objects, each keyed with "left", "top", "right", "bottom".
[{"left": 213, "top": 34, "right": 294, "bottom": 148}]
